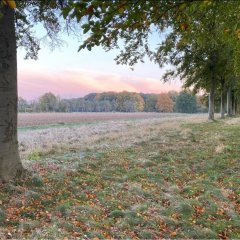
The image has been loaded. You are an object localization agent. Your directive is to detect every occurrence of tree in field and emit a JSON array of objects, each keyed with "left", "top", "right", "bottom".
[
  {"left": 95, "top": 92, "right": 118, "bottom": 111},
  {"left": 58, "top": 99, "right": 70, "bottom": 112},
  {"left": 63, "top": 1, "right": 240, "bottom": 120},
  {"left": 18, "top": 97, "right": 28, "bottom": 112},
  {"left": 0, "top": 3, "right": 23, "bottom": 181},
  {"left": 196, "top": 95, "right": 208, "bottom": 113},
  {"left": 141, "top": 93, "right": 158, "bottom": 112},
  {"left": 98, "top": 100, "right": 112, "bottom": 112},
  {"left": 156, "top": 2, "right": 240, "bottom": 120},
  {"left": 168, "top": 91, "right": 178, "bottom": 103},
  {"left": 2, "top": 0, "right": 240, "bottom": 181},
  {"left": 168, "top": 91, "right": 179, "bottom": 111},
  {"left": 176, "top": 91, "right": 197, "bottom": 113},
  {"left": 116, "top": 91, "right": 144, "bottom": 112},
  {"left": 155, "top": 93, "right": 174, "bottom": 113},
  {"left": 0, "top": 0, "right": 67, "bottom": 181},
  {"left": 39, "top": 92, "right": 58, "bottom": 112}
]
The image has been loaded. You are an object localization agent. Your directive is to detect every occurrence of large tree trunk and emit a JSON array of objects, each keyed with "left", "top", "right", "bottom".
[{"left": 0, "top": 6, "right": 23, "bottom": 182}]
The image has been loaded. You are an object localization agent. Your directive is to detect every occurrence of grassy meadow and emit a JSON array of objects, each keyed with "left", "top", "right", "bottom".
[{"left": 0, "top": 113, "right": 239, "bottom": 239}]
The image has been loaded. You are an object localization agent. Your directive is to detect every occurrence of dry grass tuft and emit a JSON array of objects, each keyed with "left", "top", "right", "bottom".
[{"left": 215, "top": 144, "right": 225, "bottom": 154}]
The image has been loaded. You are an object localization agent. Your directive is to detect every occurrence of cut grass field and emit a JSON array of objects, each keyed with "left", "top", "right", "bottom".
[{"left": 0, "top": 113, "right": 240, "bottom": 239}]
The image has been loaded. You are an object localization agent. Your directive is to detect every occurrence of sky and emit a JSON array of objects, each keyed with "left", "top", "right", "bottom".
[{"left": 18, "top": 28, "right": 182, "bottom": 101}]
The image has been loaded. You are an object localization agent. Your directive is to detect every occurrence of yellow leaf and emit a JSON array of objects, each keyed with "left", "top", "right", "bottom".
[
  {"left": 118, "top": 7, "right": 125, "bottom": 14},
  {"left": 203, "top": 0, "right": 212, "bottom": 5},
  {"left": 179, "top": 3, "right": 186, "bottom": 11},
  {"left": 2, "top": 0, "right": 16, "bottom": 9}
]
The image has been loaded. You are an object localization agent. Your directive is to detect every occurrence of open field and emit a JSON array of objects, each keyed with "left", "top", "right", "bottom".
[
  {"left": 18, "top": 112, "right": 193, "bottom": 127},
  {"left": 0, "top": 113, "right": 239, "bottom": 239},
  {"left": 18, "top": 113, "right": 207, "bottom": 160}
]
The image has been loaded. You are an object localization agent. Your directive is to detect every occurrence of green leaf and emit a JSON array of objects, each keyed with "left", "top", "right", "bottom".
[
  {"left": 61, "top": 7, "right": 71, "bottom": 19},
  {"left": 87, "top": 44, "right": 92, "bottom": 51},
  {"left": 82, "top": 24, "right": 91, "bottom": 34},
  {"left": 78, "top": 43, "right": 86, "bottom": 52}
]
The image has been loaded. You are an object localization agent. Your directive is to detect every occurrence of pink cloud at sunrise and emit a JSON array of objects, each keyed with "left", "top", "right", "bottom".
[{"left": 18, "top": 68, "right": 182, "bottom": 100}]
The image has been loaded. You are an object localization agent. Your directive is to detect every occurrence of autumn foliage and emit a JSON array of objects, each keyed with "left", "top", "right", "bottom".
[{"left": 155, "top": 93, "right": 174, "bottom": 112}]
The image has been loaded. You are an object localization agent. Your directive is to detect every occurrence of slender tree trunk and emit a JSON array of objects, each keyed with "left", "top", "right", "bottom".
[
  {"left": 232, "top": 93, "right": 235, "bottom": 116},
  {"left": 220, "top": 91, "right": 226, "bottom": 119},
  {"left": 227, "top": 87, "right": 232, "bottom": 117},
  {"left": 208, "top": 74, "right": 215, "bottom": 120},
  {"left": 0, "top": 6, "right": 23, "bottom": 181},
  {"left": 235, "top": 99, "right": 238, "bottom": 115},
  {"left": 220, "top": 78, "right": 225, "bottom": 119},
  {"left": 208, "top": 90, "right": 215, "bottom": 120}
]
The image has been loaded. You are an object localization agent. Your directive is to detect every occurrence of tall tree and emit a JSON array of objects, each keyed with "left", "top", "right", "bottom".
[
  {"left": 155, "top": 93, "right": 174, "bottom": 113},
  {"left": 116, "top": 91, "right": 144, "bottom": 112},
  {"left": 176, "top": 91, "right": 197, "bottom": 113},
  {"left": 39, "top": 92, "right": 58, "bottom": 112},
  {"left": 63, "top": 1, "right": 240, "bottom": 120},
  {"left": 0, "top": 4, "right": 23, "bottom": 181},
  {"left": 2, "top": 0, "right": 240, "bottom": 181},
  {"left": 155, "top": 2, "right": 235, "bottom": 120},
  {"left": 141, "top": 94, "right": 158, "bottom": 112},
  {"left": 0, "top": 0, "right": 65, "bottom": 181},
  {"left": 18, "top": 97, "right": 28, "bottom": 112}
]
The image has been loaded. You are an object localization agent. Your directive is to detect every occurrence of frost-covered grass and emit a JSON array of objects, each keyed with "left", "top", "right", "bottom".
[
  {"left": 1, "top": 113, "right": 239, "bottom": 239},
  {"left": 18, "top": 113, "right": 206, "bottom": 161}
]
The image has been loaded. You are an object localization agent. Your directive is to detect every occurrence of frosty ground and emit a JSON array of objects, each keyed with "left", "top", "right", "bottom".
[{"left": 0, "top": 113, "right": 239, "bottom": 239}]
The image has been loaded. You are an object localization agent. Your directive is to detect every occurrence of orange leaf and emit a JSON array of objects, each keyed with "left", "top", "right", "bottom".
[{"left": 171, "top": 231, "right": 177, "bottom": 237}]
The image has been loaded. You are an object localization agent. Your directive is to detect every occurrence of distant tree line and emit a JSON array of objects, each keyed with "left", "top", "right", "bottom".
[{"left": 18, "top": 91, "right": 207, "bottom": 113}]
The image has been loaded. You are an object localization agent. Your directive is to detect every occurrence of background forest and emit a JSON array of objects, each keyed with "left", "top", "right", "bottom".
[{"left": 18, "top": 91, "right": 207, "bottom": 113}]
